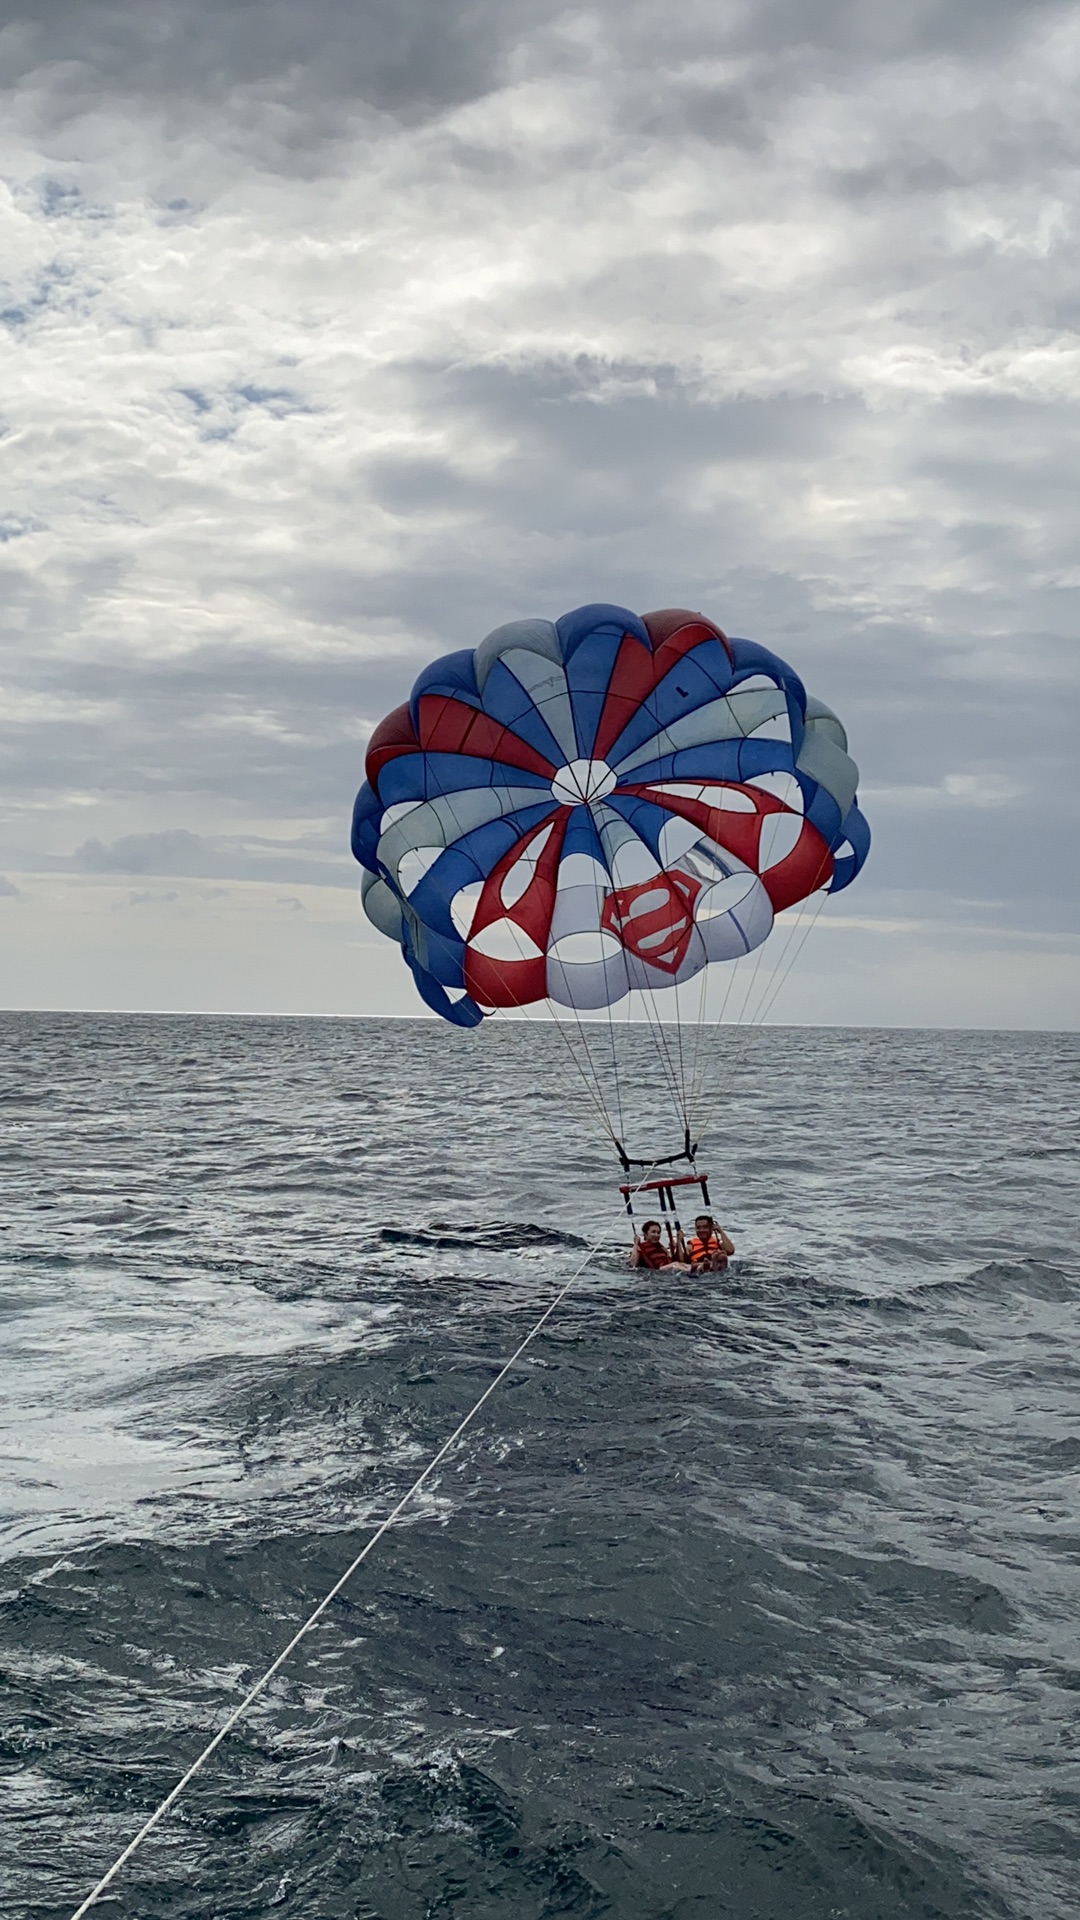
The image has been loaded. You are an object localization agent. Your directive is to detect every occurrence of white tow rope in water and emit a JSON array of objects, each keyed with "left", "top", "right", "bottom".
[{"left": 67, "top": 1200, "right": 646, "bottom": 1919}]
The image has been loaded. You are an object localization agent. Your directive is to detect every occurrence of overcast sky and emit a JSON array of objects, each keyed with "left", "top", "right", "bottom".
[{"left": 1, "top": 0, "right": 1077, "bottom": 1026}]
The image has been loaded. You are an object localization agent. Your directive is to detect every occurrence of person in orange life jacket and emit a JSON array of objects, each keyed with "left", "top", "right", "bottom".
[
  {"left": 685, "top": 1214, "right": 735, "bottom": 1272},
  {"left": 630, "top": 1219, "right": 690, "bottom": 1271}
]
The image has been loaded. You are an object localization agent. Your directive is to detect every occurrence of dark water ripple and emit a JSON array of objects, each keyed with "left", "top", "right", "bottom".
[{"left": 1, "top": 1012, "right": 1078, "bottom": 1919}]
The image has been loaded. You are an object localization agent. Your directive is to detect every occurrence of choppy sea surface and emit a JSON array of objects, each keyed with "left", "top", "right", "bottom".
[{"left": 1, "top": 1012, "right": 1078, "bottom": 1920}]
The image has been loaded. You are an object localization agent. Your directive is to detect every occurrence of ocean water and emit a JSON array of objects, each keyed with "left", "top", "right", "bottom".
[{"left": 1, "top": 1011, "right": 1078, "bottom": 1920}]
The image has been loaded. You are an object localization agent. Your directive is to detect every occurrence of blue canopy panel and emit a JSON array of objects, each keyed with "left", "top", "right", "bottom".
[
  {"left": 560, "top": 625, "right": 632, "bottom": 759},
  {"left": 552, "top": 605, "right": 649, "bottom": 760},
  {"left": 407, "top": 649, "right": 482, "bottom": 730},
  {"left": 400, "top": 913, "right": 484, "bottom": 1027},
  {"left": 800, "top": 778, "right": 842, "bottom": 851},
  {"left": 471, "top": 655, "right": 569, "bottom": 768},
  {"left": 554, "top": 602, "right": 651, "bottom": 662},
  {"left": 604, "top": 790, "right": 682, "bottom": 868},
  {"left": 560, "top": 800, "right": 608, "bottom": 867},
  {"left": 405, "top": 802, "right": 560, "bottom": 943},
  {"left": 376, "top": 751, "right": 555, "bottom": 808},
  {"left": 352, "top": 782, "right": 382, "bottom": 871},
  {"left": 727, "top": 638, "right": 808, "bottom": 758},
  {"left": 601, "top": 637, "right": 736, "bottom": 769},
  {"left": 405, "top": 914, "right": 466, "bottom": 989},
  {"left": 619, "top": 736, "right": 795, "bottom": 788},
  {"left": 829, "top": 802, "right": 871, "bottom": 892}
]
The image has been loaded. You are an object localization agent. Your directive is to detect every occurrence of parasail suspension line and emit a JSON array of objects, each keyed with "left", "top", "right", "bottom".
[
  {"left": 531, "top": 1001, "right": 622, "bottom": 1152},
  {"left": 686, "top": 856, "right": 836, "bottom": 1148},
  {"left": 738, "top": 840, "right": 834, "bottom": 1031},
  {"left": 633, "top": 969, "right": 690, "bottom": 1130},
  {"left": 65, "top": 1181, "right": 659, "bottom": 1920},
  {"left": 749, "top": 882, "right": 832, "bottom": 1030}
]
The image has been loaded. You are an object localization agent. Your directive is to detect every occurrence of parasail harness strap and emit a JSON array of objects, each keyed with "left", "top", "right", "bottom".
[
  {"left": 613, "top": 1125, "right": 698, "bottom": 1175},
  {"left": 617, "top": 1128, "right": 712, "bottom": 1249}
]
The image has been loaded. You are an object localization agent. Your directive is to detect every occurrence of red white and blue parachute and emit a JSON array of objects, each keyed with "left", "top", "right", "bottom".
[{"left": 352, "top": 605, "right": 868, "bottom": 1032}]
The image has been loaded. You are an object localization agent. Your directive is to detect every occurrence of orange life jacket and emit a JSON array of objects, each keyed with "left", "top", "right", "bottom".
[{"left": 687, "top": 1232, "right": 722, "bottom": 1262}]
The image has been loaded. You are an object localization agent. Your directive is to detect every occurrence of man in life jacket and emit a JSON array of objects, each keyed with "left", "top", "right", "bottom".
[
  {"left": 630, "top": 1219, "right": 690, "bottom": 1271},
  {"left": 685, "top": 1215, "right": 735, "bottom": 1272}
]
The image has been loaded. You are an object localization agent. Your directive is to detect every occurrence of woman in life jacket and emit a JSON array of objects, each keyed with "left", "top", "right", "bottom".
[
  {"left": 631, "top": 1219, "right": 690, "bottom": 1271},
  {"left": 685, "top": 1215, "right": 735, "bottom": 1272}
]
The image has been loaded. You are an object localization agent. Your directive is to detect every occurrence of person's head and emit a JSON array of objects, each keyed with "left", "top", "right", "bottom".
[
  {"left": 642, "top": 1220, "right": 662, "bottom": 1242},
  {"left": 695, "top": 1215, "right": 714, "bottom": 1236}
]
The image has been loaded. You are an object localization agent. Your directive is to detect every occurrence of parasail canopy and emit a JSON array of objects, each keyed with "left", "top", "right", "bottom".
[{"left": 352, "top": 604, "right": 869, "bottom": 1039}]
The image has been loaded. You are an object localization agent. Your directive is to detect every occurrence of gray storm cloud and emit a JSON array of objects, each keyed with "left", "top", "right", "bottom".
[{"left": 0, "top": 0, "right": 1077, "bottom": 1021}]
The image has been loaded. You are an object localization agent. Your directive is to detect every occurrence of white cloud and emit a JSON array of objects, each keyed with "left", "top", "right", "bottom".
[
  {"left": 864, "top": 772, "right": 1027, "bottom": 808},
  {"left": 1, "top": 0, "right": 1078, "bottom": 1023}
]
